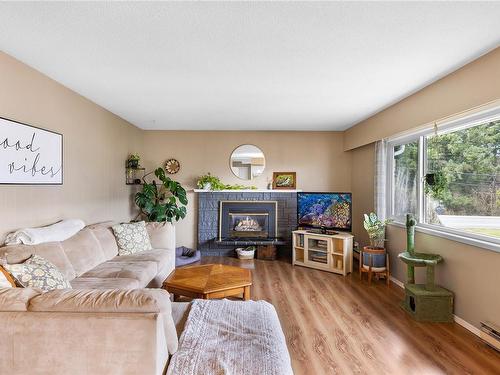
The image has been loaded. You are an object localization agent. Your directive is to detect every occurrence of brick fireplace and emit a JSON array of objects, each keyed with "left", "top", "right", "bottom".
[{"left": 197, "top": 191, "right": 298, "bottom": 258}]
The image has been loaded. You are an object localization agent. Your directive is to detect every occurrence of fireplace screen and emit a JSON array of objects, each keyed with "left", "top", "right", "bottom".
[
  {"left": 229, "top": 213, "right": 269, "bottom": 238},
  {"left": 219, "top": 201, "right": 278, "bottom": 241}
]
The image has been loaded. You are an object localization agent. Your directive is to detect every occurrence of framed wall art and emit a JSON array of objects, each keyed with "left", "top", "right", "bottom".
[
  {"left": 0, "top": 116, "right": 63, "bottom": 185},
  {"left": 272, "top": 172, "right": 296, "bottom": 190}
]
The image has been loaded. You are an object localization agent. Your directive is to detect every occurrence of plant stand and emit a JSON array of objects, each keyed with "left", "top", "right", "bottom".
[{"left": 398, "top": 214, "right": 454, "bottom": 322}]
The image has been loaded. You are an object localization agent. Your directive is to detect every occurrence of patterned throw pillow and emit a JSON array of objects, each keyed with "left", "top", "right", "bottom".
[
  {"left": 112, "top": 221, "right": 153, "bottom": 255},
  {"left": 3, "top": 254, "right": 72, "bottom": 292}
]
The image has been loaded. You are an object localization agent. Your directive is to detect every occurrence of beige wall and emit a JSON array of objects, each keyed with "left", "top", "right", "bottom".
[
  {"left": 347, "top": 48, "right": 500, "bottom": 329},
  {"left": 344, "top": 47, "right": 500, "bottom": 150},
  {"left": 0, "top": 52, "right": 142, "bottom": 242},
  {"left": 142, "top": 131, "right": 351, "bottom": 248}
]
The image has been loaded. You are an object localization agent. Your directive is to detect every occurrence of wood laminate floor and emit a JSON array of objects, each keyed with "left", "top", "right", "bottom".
[{"left": 197, "top": 256, "right": 500, "bottom": 375}]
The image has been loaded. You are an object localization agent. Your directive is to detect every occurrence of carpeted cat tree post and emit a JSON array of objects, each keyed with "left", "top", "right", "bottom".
[{"left": 398, "top": 214, "right": 454, "bottom": 322}]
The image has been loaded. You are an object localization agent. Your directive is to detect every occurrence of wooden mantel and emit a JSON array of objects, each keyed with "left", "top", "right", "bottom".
[{"left": 193, "top": 189, "right": 302, "bottom": 193}]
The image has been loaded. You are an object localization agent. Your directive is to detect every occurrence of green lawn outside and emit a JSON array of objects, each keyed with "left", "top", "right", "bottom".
[{"left": 463, "top": 228, "right": 500, "bottom": 238}]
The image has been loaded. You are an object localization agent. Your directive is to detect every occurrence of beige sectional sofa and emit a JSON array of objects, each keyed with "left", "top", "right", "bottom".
[{"left": 0, "top": 221, "right": 188, "bottom": 375}]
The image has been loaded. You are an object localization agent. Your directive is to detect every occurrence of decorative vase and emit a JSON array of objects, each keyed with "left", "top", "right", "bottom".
[{"left": 203, "top": 182, "right": 212, "bottom": 190}]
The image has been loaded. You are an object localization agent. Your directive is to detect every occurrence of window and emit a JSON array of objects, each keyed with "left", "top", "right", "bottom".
[
  {"left": 391, "top": 140, "right": 418, "bottom": 222},
  {"left": 387, "top": 106, "right": 500, "bottom": 246}
]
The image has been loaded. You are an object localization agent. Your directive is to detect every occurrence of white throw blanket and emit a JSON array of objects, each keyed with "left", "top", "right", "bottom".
[
  {"left": 167, "top": 299, "right": 293, "bottom": 375},
  {"left": 4, "top": 219, "right": 85, "bottom": 245}
]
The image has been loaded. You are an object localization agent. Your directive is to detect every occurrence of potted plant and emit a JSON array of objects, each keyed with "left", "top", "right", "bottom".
[
  {"left": 127, "top": 154, "right": 141, "bottom": 169},
  {"left": 363, "top": 212, "right": 390, "bottom": 248},
  {"left": 362, "top": 212, "right": 391, "bottom": 270},
  {"left": 197, "top": 173, "right": 224, "bottom": 190},
  {"left": 424, "top": 171, "right": 447, "bottom": 200},
  {"left": 135, "top": 167, "right": 188, "bottom": 223},
  {"left": 196, "top": 173, "right": 258, "bottom": 191}
]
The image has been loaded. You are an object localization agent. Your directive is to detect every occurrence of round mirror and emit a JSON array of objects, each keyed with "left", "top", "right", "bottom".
[{"left": 230, "top": 144, "right": 266, "bottom": 180}]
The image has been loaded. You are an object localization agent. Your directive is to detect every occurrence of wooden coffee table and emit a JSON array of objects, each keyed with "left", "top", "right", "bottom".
[{"left": 163, "top": 263, "right": 252, "bottom": 301}]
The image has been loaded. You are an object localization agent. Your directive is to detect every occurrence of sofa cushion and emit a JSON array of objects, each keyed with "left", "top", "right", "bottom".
[
  {"left": 112, "top": 221, "right": 152, "bottom": 256},
  {"left": 110, "top": 249, "right": 173, "bottom": 273},
  {"left": 4, "top": 255, "right": 72, "bottom": 292},
  {"left": 70, "top": 277, "right": 140, "bottom": 290},
  {"left": 29, "top": 288, "right": 168, "bottom": 313},
  {"left": 0, "top": 287, "right": 41, "bottom": 311},
  {"left": 0, "top": 242, "right": 76, "bottom": 281},
  {"left": 171, "top": 302, "right": 191, "bottom": 337},
  {"left": 29, "top": 288, "right": 178, "bottom": 354},
  {"left": 86, "top": 222, "right": 119, "bottom": 260},
  {"left": 79, "top": 260, "right": 157, "bottom": 288},
  {"left": 146, "top": 222, "right": 175, "bottom": 250},
  {"left": 61, "top": 229, "right": 106, "bottom": 277}
]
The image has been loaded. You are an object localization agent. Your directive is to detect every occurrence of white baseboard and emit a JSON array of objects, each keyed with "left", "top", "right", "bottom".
[
  {"left": 388, "top": 276, "right": 480, "bottom": 337},
  {"left": 389, "top": 276, "right": 404, "bottom": 288}
]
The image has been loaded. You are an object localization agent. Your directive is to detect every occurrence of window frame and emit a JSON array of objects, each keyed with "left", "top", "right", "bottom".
[{"left": 386, "top": 105, "right": 500, "bottom": 253}]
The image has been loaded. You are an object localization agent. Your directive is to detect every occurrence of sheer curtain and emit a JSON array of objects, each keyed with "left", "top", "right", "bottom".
[{"left": 374, "top": 140, "right": 387, "bottom": 220}]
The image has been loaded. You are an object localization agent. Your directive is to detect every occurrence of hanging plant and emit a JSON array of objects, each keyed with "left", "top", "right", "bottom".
[{"left": 424, "top": 172, "right": 448, "bottom": 201}]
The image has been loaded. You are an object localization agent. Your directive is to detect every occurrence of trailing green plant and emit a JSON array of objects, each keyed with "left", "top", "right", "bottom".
[
  {"left": 363, "top": 212, "right": 391, "bottom": 248},
  {"left": 196, "top": 173, "right": 257, "bottom": 190},
  {"left": 135, "top": 167, "right": 188, "bottom": 223},
  {"left": 128, "top": 153, "right": 140, "bottom": 161},
  {"left": 424, "top": 172, "right": 448, "bottom": 201}
]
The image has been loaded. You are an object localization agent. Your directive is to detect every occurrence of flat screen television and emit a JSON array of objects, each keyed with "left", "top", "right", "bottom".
[{"left": 297, "top": 192, "right": 352, "bottom": 232}]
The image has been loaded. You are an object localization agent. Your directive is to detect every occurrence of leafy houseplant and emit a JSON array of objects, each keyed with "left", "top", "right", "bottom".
[
  {"left": 135, "top": 168, "right": 188, "bottom": 223},
  {"left": 196, "top": 173, "right": 257, "bottom": 191},
  {"left": 197, "top": 173, "right": 225, "bottom": 190},
  {"left": 127, "top": 154, "right": 141, "bottom": 169},
  {"left": 363, "top": 212, "right": 391, "bottom": 248}
]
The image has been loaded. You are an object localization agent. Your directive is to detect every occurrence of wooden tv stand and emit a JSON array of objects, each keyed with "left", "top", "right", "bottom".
[{"left": 292, "top": 230, "right": 353, "bottom": 275}]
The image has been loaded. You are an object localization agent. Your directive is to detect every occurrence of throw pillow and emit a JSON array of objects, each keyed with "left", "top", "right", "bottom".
[
  {"left": 0, "top": 264, "right": 16, "bottom": 288},
  {"left": 112, "top": 221, "right": 153, "bottom": 255},
  {"left": 3, "top": 255, "right": 72, "bottom": 292}
]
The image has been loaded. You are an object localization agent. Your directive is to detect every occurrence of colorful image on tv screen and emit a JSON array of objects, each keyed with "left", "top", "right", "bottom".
[{"left": 298, "top": 193, "right": 352, "bottom": 230}]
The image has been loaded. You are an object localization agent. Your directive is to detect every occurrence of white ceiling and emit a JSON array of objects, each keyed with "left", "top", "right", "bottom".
[{"left": 0, "top": 2, "right": 499, "bottom": 131}]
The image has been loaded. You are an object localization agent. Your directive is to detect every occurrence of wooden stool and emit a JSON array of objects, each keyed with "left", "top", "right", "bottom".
[{"left": 359, "top": 246, "right": 390, "bottom": 286}]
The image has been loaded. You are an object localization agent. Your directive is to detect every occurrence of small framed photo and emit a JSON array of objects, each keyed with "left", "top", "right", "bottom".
[{"left": 272, "top": 172, "right": 296, "bottom": 190}]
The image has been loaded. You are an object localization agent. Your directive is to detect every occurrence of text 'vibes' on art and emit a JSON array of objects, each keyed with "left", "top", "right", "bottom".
[{"left": 1, "top": 132, "right": 61, "bottom": 178}]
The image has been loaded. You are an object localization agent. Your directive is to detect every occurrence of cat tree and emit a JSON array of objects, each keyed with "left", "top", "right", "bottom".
[{"left": 398, "top": 214, "right": 454, "bottom": 322}]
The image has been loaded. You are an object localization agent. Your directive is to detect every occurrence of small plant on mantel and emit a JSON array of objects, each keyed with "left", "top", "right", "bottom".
[
  {"left": 196, "top": 173, "right": 257, "bottom": 191},
  {"left": 135, "top": 168, "right": 188, "bottom": 223}
]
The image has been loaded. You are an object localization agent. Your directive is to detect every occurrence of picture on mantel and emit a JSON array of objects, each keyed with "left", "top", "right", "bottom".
[{"left": 0, "top": 117, "right": 63, "bottom": 185}]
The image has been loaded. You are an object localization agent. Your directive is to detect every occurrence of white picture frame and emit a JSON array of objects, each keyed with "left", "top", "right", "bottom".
[{"left": 0, "top": 117, "right": 63, "bottom": 185}]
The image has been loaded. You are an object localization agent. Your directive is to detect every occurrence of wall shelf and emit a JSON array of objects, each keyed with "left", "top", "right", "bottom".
[{"left": 126, "top": 167, "right": 145, "bottom": 185}]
